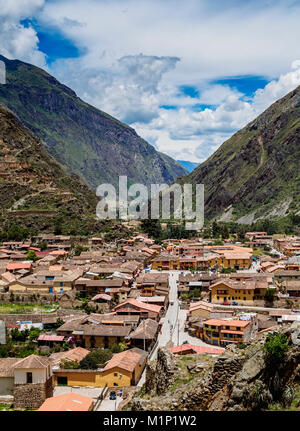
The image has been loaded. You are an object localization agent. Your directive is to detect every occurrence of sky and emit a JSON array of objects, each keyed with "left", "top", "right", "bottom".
[{"left": 1, "top": 0, "right": 300, "bottom": 163}]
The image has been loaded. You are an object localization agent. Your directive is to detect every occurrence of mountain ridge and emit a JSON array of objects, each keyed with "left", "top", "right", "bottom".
[
  {"left": 0, "top": 54, "right": 187, "bottom": 190},
  {"left": 181, "top": 84, "right": 300, "bottom": 223}
]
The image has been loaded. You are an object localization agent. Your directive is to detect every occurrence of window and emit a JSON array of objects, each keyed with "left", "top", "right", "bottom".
[
  {"left": 114, "top": 372, "right": 118, "bottom": 377},
  {"left": 26, "top": 372, "right": 33, "bottom": 384},
  {"left": 57, "top": 376, "right": 68, "bottom": 386},
  {"left": 113, "top": 383, "right": 119, "bottom": 386},
  {"left": 60, "top": 282, "right": 63, "bottom": 287},
  {"left": 243, "top": 297, "right": 246, "bottom": 300}
]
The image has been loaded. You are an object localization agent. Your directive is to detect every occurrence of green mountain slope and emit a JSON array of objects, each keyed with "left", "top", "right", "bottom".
[
  {"left": 181, "top": 85, "right": 300, "bottom": 223},
  {"left": 0, "top": 55, "right": 187, "bottom": 190},
  {"left": 0, "top": 103, "right": 101, "bottom": 234}
]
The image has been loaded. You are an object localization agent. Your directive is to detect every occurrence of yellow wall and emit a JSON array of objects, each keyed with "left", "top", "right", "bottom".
[
  {"left": 80, "top": 335, "right": 126, "bottom": 349},
  {"left": 189, "top": 308, "right": 211, "bottom": 319},
  {"left": 54, "top": 367, "right": 133, "bottom": 388},
  {"left": 211, "top": 283, "right": 254, "bottom": 303},
  {"left": 9, "top": 282, "right": 72, "bottom": 293},
  {"left": 217, "top": 257, "right": 251, "bottom": 269}
]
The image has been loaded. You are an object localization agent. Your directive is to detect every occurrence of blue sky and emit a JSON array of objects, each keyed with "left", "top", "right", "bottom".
[{"left": 1, "top": 0, "right": 300, "bottom": 162}]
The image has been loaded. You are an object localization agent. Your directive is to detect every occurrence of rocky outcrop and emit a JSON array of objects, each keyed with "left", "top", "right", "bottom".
[
  {"left": 131, "top": 324, "right": 300, "bottom": 411},
  {"left": 145, "top": 348, "right": 178, "bottom": 395}
]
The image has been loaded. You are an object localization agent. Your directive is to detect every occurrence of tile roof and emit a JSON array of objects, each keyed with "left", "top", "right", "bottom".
[
  {"left": 38, "top": 393, "right": 94, "bottom": 411},
  {"left": 104, "top": 348, "right": 147, "bottom": 373},
  {"left": 169, "top": 344, "right": 225, "bottom": 355},
  {"left": 130, "top": 319, "right": 159, "bottom": 340},
  {"left": 204, "top": 319, "right": 250, "bottom": 327},
  {"left": 0, "top": 358, "right": 20, "bottom": 377},
  {"left": 49, "top": 347, "right": 90, "bottom": 365},
  {"left": 6, "top": 262, "right": 32, "bottom": 271},
  {"left": 14, "top": 354, "right": 51, "bottom": 369},
  {"left": 37, "top": 334, "right": 65, "bottom": 342},
  {"left": 114, "top": 298, "right": 162, "bottom": 314}
]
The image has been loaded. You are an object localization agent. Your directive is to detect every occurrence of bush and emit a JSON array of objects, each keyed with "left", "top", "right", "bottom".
[
  {"left": 80, "top": 349, "right": 113, "bottom": 369},
  {"left": 29, "top": 327, "right": 40, "bottom": 341},
  {"left": 263, "top": 333, "right": 289, "bottom": 366},
  {"left": 59, "top": 359, "right": 80, "bottom": 369}
]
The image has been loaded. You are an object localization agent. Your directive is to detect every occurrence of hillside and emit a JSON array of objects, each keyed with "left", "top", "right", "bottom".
[
  {"left": 0, "top": 55, "right": 187, "bottom": 190},
  {"left": 181, "top": 85, "right": 300, "bottom": 223},
  {"left": 0, "top": 103, "right": 102, "bottom": 234}
]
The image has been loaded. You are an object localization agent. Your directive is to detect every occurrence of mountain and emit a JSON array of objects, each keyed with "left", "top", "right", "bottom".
[
  {"left": 177, "top": 160, "right": 198, "bottom": 173},
  {"left": 181, "top": 85, "right": 300, "bottom": 223},
  {"left": 0, "top": 55, "right": 187, "bottom": 190},
  {"left": 0, "top": 103, "right": 102, "bottom": 234}
]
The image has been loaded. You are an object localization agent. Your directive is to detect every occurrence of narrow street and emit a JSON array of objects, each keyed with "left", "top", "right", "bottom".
[{"left": 138, "top": 269, "right": 215, "bottom": 386}]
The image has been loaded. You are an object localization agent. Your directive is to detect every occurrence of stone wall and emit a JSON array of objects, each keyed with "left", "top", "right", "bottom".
[
  {"left": 145, "top": 348, "right": 178, "bottom": 395},
  {"left": 14, "top": 377, "right": 53, "bottom": 410}
]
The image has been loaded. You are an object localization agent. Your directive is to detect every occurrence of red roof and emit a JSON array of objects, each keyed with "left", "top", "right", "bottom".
[
  {"left": 37, "top": 334, "right": 64, "bottom": 342},
  {"left": 6, "top": 262, "right": 32, "bottom": 271},
  {"left": 115, "top": 298, "right": 162, "bottom": 314},
  {"left": 169, "top": 344, "right": 225, "bottom": 355},
  {"left": 38, "top": 393, "right": 93, "bottom": 411}
]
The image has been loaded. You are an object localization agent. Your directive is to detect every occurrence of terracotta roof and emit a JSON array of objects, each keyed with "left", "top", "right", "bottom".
[
  {"left": 6, "top": 262, "right": 32, "bottom": 271},
  {"left": 81, "top": 325, "right": 131, "bottom": 337},
  {"left": 37, "top": 334, "right": 65, "bottom": 342},
  {"left": 14, "top": 354, "right": 51, "bottom": 369},
  {"left": 169, "top": 344, "right": 225, "bottom": 355},
  {"left": 91, "top": 293, "right": 112, "bottom": 301},
  {"left": 38, "top": 393, "right": 93, "bottom": 411},
  {"left": 204, "top": 319, "right": 250, "bottom": 328},
  {"left": 114, "top": 298, "right": 162, "bottom": 314},
  {"left": 104, "top": 348, "right": 147, "bottom": 373},
  {"left": 130, "top": 319, "right": 159, "bottom": 340},
  {"left": 189, "top": 300, "right": 214, "bottom": 312},
  {"left": 49, "top": 347, "right": 90, "bottom": 365}
]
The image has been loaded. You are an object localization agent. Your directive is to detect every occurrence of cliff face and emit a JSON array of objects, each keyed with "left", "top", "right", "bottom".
[
  {"left": 131, "top": 324, "right": 300, "bottom": 411},
  {"left": 181, "top": 85, "right": 300, "bottom": 223},
  {"left": 0, "top": 55, "right": 187, "bottom": 190}
]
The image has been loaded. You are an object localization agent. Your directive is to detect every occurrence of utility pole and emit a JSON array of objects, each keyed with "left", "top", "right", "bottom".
[{"left": 143, "top": 318, "right": 146, "bottom": 351}]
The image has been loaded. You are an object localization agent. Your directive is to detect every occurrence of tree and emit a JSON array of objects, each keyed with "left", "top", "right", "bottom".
[
  {"left": 140, "top": 219, "right": 162, "bottom": 239},
  {"left": 26, "top": 250, "right": 39, "bottom": 262},
  {"left": 29, "top": 327, "right": 40, "bottom": 341},
  {"left": 80, "top": 349, "right": 113, "bottom": 369},
  {"left": 264, "top": 288, "right": 276, "bottom": 303},
  {"left": 54, "top": 318, "right": 65, "bottom": 329},
  {"left": 263, "top": 333, "right": 289, "bottom": 366},
  {"left": 59, "top": 359, "right": 80, "bottom": 369}
]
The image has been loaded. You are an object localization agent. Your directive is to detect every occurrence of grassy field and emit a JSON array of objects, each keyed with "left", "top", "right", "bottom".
[{"left": 0, "top": 303, "right": 56, "bottom": 314}]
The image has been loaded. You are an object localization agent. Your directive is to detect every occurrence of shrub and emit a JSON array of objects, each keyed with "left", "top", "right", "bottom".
[
  {"left": 263, "top": 333, "right": 289, "bottom": 366},
  {"left": 59, "top": 359, "right": 80, "bottom": 369}
]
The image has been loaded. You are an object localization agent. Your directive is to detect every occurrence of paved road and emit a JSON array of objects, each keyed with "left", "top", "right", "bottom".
[{"left": 96, "top": 395, "right": 122, "bottom": 411}]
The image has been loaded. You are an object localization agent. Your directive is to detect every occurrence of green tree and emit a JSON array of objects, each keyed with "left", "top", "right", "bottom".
[
  {"left": 264, "top": 288, "right": 276, "bottom": 303},
  {"left": 263, "top": 333, "right": 289, "bottom": 366},
  {"left": 59, "top": 359, "right": 80, "bottom": 369},
  {"left": 29, "top": 327, "right": 40, "bottom": 341},
  {"left": 26, "top": 250, "right": 39, "bottom": 262}
]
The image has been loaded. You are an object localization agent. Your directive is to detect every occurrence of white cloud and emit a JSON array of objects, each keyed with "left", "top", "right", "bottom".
[
  {"left": 1, "top": 0, "right": 300, "bottom": 164},
  {"left": 0, "top": 0, "right": 46, "bottom": 66}
]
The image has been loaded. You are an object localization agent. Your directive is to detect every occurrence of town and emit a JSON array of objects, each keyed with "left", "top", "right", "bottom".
[{"left": 0, "top": 228, "right": 299, "bottom": 411}]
